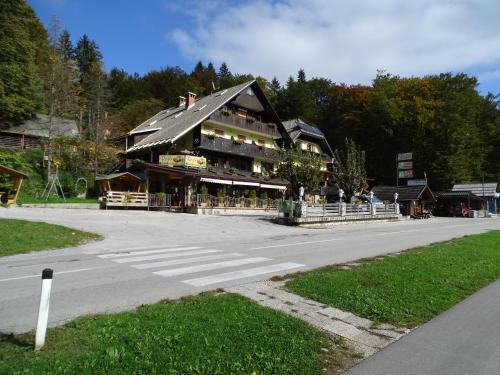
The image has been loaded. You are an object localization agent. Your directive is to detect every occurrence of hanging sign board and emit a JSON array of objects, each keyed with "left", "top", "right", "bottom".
[
  {"left": 407, "top": 179, "right": 426, "bottom": 186},
  {"left": 398, "top": 161, "right": 413, "bottom": 170},
  {"left": 159, "top": 155, "right": 207, "bottom": 169},
  {"left": 398, "top": 170, "right": 414, "bottom": 178},
  {"left": 397, "top": 152, "right": 413, "bottom": 161}
]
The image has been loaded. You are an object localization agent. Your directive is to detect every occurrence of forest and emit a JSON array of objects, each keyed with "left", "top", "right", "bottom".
[{"left": 1, "top": 0, "right": 499, "bottom": 195}]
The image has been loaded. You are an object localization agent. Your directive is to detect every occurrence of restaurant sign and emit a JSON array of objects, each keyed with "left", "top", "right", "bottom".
[
  {"left": 159, "top": 154, "right": 207, "bottom": 169},
  {"left": 398, "top": 170, "right": 414, "bottom": 178},
  {"left": 397, "top": 152, "right": 413, "bottom": 161},
  {"left": 398, "top": 161, "right": 413, "bottom": 170}
]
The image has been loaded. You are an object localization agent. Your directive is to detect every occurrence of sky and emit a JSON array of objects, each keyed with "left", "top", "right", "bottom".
[{"left": 29, "top": 0, "right": 500, "bottom": 95}]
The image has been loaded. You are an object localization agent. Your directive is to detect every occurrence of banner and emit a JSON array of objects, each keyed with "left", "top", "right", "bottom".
[{"left": 159, "top": 155, "right": 207, "bottom": 169}]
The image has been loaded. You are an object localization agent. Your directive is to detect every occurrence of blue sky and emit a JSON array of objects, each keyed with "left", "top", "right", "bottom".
[{"left": 29, "top": 0, "right": 500, "bottom": 95}]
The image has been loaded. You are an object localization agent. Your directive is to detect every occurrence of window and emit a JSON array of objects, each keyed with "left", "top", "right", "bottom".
[
  {"left": 236, "top": 109, "right": 247, "bottom": 118},
  {"left": 257, "top": 139, "right": 265, "bottom": 146},
  {"left": 307, "top": 143, "right": 314, "bottom": 152},
  {"left": 214, "top": 129, "right": 224, "bottom": 137},
  {"left": 237, "top": 134, "right": 246, "bottom": 141}
]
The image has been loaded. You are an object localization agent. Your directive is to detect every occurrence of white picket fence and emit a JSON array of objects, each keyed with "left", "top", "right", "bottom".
[{"left": 292, "top": 202, "right": 399, "bottom": 218}]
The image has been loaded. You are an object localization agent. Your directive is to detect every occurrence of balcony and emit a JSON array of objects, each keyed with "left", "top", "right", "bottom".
[
  {"left": 196, "top": 134, "right": 281, "bottom": 161},
  {"left": 208, "top": 111, "right": 281, "bottom": 138}
]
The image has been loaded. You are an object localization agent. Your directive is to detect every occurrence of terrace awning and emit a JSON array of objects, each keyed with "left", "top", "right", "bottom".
[
  {"left": 233, "top": 181, "right": 260, "bottom": 187},
  {"left": 200, "top": 177, "right": 233, "bottom": 185},
  {"left": 260, "top": 183, "right": 287, "bottom": 190}
]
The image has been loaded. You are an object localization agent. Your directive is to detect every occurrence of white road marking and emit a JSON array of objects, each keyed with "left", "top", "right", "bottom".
[
  {"left": 97, "top": 246, "right": 201, "bottom": 259},
  {"left": 132, "top": 253, "right": 244, "bottom": 270},
  {"left": 375, "top": 230, "right": 419, "bottom": 236},
  {"left": 183, "top": 262, "right": 304, "bottom": 287},
  {"left": 112, "top": 249, "right": 221, "bottom": 264},
  {"left": 251, "top": 238, "right": 341, "bottom": 250},
  {"left": 0, "top": 267, "right": 108, "bottom": 283},
  {"left": 153, "top": 257, "right": 271, "bottom": 277},
  {"left": 84, "top": 244, "right": 180, "bottom": 255}
]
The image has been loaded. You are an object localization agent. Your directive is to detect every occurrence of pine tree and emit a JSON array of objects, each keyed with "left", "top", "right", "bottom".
[
  {"left": 217, "top": 62, "right": 233, "bottom": 89},
  {"left": 58, "top": 29, "right": 74, "bottom": 61}
]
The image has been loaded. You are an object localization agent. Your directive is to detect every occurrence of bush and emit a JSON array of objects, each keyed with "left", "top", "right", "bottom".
[{"left": 199, "top": 184, "right": 208, "bottom": 196}]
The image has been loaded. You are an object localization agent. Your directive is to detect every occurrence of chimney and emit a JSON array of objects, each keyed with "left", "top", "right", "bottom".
[
  {"left": 177, "top": 96, "right": 186, "bottom": 108},
  {"left": 185, "top": 92, "right": 196, "bottom": 109}
]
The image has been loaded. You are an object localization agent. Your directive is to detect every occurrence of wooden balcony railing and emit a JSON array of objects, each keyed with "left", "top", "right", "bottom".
[
  {"left": 208, "top": 111, "right": 281, "bottom": 138},
  {"left": 196, "top": 134, "right": 281, "bottom": 161}
]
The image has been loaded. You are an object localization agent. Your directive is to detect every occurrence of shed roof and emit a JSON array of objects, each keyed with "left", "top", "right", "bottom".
[
  {"left": 0, "top": 164, "right": 29, "bottom": 179},
  {"left": 127, "top": 81, "right": 291, "bottom": 152},
  {"left": 435, "top": 191, "right": 484, "bottom": 202},
  {"left": 372, "top": 185, "right": 435, "bottom": 202},
  {"left": 2, "top": 114, "right": 78, "bottom": 138},
  {"left": 452, "top": 183, "right": 499, "bottom": 197},
  {"left": 95, "top": 172, "right": 142, "bottom": 182}
]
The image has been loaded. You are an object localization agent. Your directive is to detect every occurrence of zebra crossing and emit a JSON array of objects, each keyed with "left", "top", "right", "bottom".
[{"left": 86, "top": 246, "right": 304, "bottom": 287}]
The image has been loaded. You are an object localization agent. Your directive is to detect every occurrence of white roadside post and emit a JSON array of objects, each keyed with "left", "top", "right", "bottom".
[
  {"left": 394, "top": 192, "right": 399, "bottom": 214},
  {"left": 369, "top": 191, "right": 376, "bottom": 216},
  {"left": 35, "top": 268, "right": 53, "bottom": 351}
]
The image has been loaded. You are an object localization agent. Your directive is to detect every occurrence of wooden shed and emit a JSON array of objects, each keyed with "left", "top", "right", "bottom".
[
  {"left": 0, "top": 164, "right": 28, "bottom": 205},
  {"left": 95, "top": 172, "right": 145, "bottom": 194},
  {"left": 372, "top": 185, "right": 435, "bottom": 217}
]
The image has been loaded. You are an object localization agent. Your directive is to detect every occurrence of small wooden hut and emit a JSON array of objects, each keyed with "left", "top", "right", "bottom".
[
  {"left": 0, "top": 164, "right": 29, "bottom": 205},
  {"left": 372, "top": 185, "right": 435, "bottom": 217},
  {"left": 95, "top": 172, "right": 145, "bottom": 194}
]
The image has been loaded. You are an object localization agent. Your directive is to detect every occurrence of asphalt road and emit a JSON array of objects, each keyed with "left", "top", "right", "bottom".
[
  {"left": 346, "top": 278, "right": 500, "bottom": 375},
  {"left": 1, "top": 207, "right": 499, "bottom": 334}
]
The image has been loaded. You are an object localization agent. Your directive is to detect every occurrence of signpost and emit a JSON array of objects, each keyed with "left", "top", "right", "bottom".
[{"left": 396, "top": 152, "right": 413, "bottom": 188}]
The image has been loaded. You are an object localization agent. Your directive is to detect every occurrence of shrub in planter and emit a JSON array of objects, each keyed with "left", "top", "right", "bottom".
[{"left": 249, "top": 189, "right": 257, "bottom": 207}]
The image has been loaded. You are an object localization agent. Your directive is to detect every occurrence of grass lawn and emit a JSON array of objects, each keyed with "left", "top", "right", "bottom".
[
  {"left": 0, "top": 293, "right": 341, "bottom": 375},
  {"left": 0, "top": 219, "right": 100, "bottom": 257},
  {"left": 16, "top": 195, "right": 98, "bottom": 204},
  {"left": 286, "top": 231, "right": 500, "bottom": 327}
]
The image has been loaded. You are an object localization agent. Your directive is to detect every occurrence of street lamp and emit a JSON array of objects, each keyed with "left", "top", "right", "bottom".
[{"left": 394, "top": 192, "right": 399, "bottom": 203}]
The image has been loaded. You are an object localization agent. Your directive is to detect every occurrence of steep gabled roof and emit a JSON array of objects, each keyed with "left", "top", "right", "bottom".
[
  {"left": 127, "top": 81, "right": 291, "bottom": 153},
  {"left": 452, "top": 183, "right": 499, "bottom": 197},
  {"left": 372, "top": 185, "right": 435, "bottom": 202},
  {"left": 282, "top": 118, "right": 334, "bottom": 157}
]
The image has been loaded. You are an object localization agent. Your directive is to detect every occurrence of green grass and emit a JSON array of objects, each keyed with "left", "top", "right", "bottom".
[
  {"left": 0, "top": 219, "right": 100, "bottom": 257},
  {"left": 0, "top": 293, "right": 330, "bottom": 375},
  {"left": 16, "top": 194, "right": 98, "bottom": 204},
  {"left": 286, "top": 231, "right": 500, "bottom": 327}
]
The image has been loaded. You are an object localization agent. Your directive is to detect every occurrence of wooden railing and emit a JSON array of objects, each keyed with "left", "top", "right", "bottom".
[
  {"left": 194, "top": 194, "right": 279, "bottom": 209},
  {"left": 209, "top": 111, "right": 281, "bottom": 138},
  {"left": 102, "top": 191, "right": 148, "bottom": 208},
  {"left": 282, "top": 202, "right": 400, "bottom": 218}
]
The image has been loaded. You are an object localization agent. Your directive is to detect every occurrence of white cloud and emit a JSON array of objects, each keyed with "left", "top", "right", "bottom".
[{"left": 167, "top": 0, "right": 500, "bottom": 86}]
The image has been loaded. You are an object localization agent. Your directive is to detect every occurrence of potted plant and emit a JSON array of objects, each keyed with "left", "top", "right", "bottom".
[
  {"left": 234, "top": 190, "right": 241, "bottom": 207},
  {"left": 156, "top": 192, "right": 166, "bottom": 206},
  {"left": 199, "top": 184, "right": 209, "bottom": 207},
  {"left": 216, "top": 188, "right": 225, "bottom": 207},
  {"left": 260, "top": 191, "right": 268, "bottom": 207},
  {"left": 249, "top": 189, "right": 257, "bottom": 208}
]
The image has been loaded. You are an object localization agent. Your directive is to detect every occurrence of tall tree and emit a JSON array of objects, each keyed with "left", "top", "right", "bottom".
[
  {"left": 333, "top": 138, "right": 367, "bottom": 199},
  {"left": 217, "top": 62, "right": 233, "bottom": 89},
  {"left": 0, "top": 0, "right": 46, "bottom": 124},
  {"left": 40, "top": 15, "right": 80, "bottom": 178},
  {"left": 57, "top": 29, "right": 75, "bottom": 61}
]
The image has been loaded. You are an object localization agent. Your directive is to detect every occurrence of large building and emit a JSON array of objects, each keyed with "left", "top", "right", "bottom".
[{"left": 107, "top": 80, "right": 334, "bottom": 209}]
